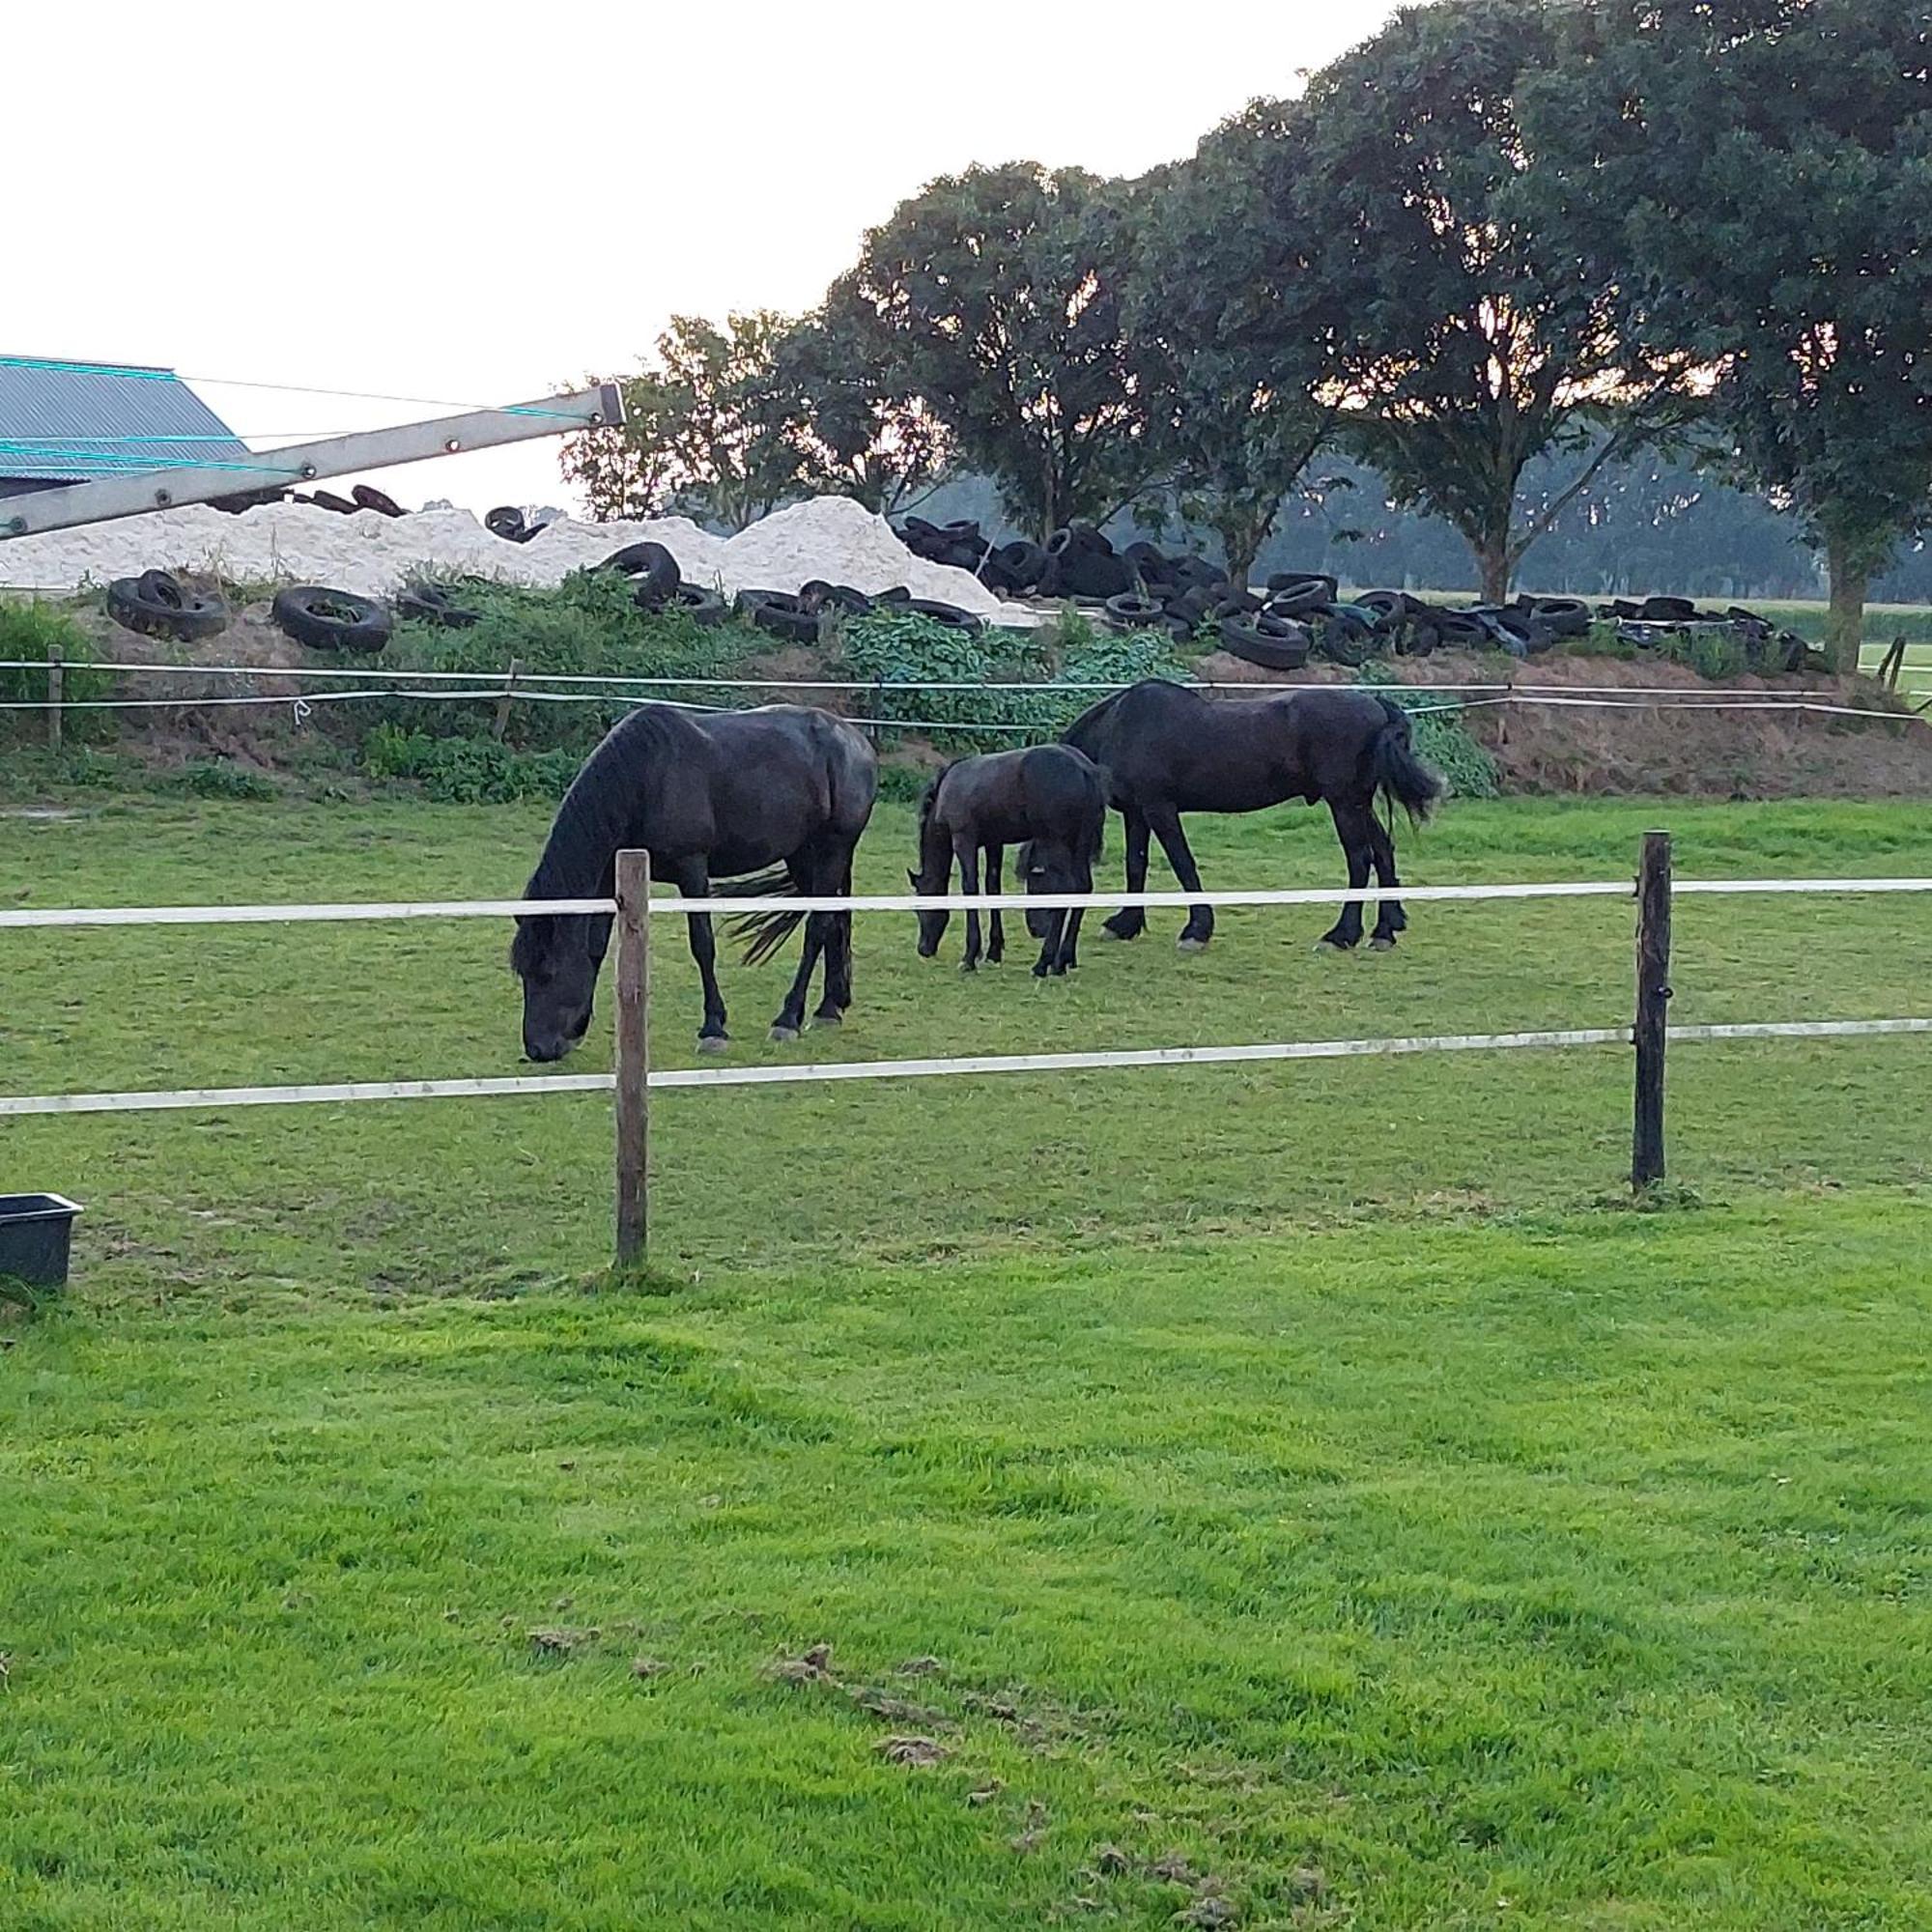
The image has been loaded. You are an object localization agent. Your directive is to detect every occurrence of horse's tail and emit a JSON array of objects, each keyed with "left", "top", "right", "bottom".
[
  {"left": 1371, "top": 696, "right": 1446, "bottom": 827},
  {"left": 715, "top": 867, "right": 808, "bottom": 967}
]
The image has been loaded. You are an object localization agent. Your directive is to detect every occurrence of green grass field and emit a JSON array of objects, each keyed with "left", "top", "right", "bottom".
[{"left": 5, "top": 794, "right": 1931, "bottom": 1928}]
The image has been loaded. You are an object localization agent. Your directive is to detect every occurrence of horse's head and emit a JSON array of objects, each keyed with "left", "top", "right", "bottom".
[
  {"left": 510, "top": 910, "right": 613, "bottom": 1062},
  {"left": 1017, "top": 838, "right": 1089, "bottom": 939},
  {"left": 908, "top": 867, "right": 950, "bottom": 958}
]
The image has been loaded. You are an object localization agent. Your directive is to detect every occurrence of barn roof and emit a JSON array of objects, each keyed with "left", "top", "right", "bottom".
[{"left": 0, "top": 354, "right": 250, "bottom": 482}]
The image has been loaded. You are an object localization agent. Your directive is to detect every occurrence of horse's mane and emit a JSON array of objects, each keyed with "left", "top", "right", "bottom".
[
  {"left": 916, "top": 759, "right": 957, "bottom": 848},
  {"left": 524, "top": 706, "right": 687, "bottom": 899}
]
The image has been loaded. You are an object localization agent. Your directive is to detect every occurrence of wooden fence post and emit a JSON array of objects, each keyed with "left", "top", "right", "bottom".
[
  {"left": 46, "top": 647, "right": 63, "bottom": 753},
  {"left": 613, "top": 848, "right": 651, "bottom": 1264},
  {"left": 1633, "top": 830, "right": 1673, "bottom": 1191},
  {"left": 493, "top": 658, "right": 523, "bottom": 742}
]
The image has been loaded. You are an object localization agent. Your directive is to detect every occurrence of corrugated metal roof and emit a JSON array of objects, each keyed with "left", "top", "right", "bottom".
[{"left": 0, "top": 354, "right": 250, "bottom": 482}]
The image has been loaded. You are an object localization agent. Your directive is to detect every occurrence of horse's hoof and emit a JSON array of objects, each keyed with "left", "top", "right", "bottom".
[
  {"left": 696, "top": 1034, "right": 730, "bottom": 1056},
  {"left": 959, "top": 961, "right": 977, "bottom": 976},
  {"left": 768, "top": 1024, "right": 801, "bottom": 1044},
  {"left": 1314, "top": 936, "right": 1355, "bottom": 953},
  {"left": 1370, "top": 935, "right": 1397, "bottom": 952},
  {"left": 810, "top": 1009, "right": 842, "bottom": 1028},
  {"left": 1177, "top": 936, "right": 1210, "bottom": 954}
]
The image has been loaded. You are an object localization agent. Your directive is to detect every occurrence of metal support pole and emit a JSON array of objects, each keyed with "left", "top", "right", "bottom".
[
  {"left": 45, "top": 647, "right": 62, "bottom": 753},
  {"left": 613, "top": 849, "right": 651, "bottom": 1264},
  {"left": 0, "top": 384, "right": 625, "bottom": 539},
  {"left": 1633, "top": 830, "right": 1673, "bottom": 1191},
  {"left": 494, "top": 658, "right": 522, "bottom": 742}
]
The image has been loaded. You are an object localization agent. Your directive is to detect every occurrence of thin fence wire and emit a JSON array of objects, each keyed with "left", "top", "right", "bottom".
[
  {"left": 0, "top": 655, "right": 1884, "bottom": 698},
  {"left": 0, "top": 660, "right": 1918, "bottom": 728}
]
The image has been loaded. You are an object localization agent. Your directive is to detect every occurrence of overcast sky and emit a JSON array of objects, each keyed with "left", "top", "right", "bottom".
[{"left": 17, "top": 0, "right": 1399, "bottom": 516}]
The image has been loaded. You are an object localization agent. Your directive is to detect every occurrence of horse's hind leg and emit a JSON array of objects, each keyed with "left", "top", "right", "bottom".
[
  {"left": 1103, "top": 807, "right": 1151, "bottom": 941},
  {"left": 816, "top": 845, "right": 857, "bottom": 1024},
  {"left": 1146, "top": 806, "right": 1213, "bottom": 951},
  {"left": 1366, "top": 812, "right": 1407, "bottom": 949},
  {"left": 771, "top": 849, "right": 834, "bottom": 1041},
  {"left": 772, "top": 913, "right": 830, "bottom": 1040},
  {"left": 672, "top": 861, "right": 729, "bottom": 1050},
  {"left": 1319, "top": 801, "right": 1374, "bottom": 950}
]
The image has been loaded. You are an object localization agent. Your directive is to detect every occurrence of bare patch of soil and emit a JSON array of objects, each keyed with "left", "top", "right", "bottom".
[{"left": 1193, "top": 648, "right": 1932, "bottom": 798}]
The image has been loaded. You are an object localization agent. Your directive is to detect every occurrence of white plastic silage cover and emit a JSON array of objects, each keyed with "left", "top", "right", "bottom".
[{"left": 0, "top": 494, "right": 1020, "bottom": 618}]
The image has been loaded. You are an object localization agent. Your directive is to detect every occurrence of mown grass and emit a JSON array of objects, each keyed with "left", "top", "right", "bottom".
[
  {"left": 4, "top": 793, "right": 1931, "bottom": 1289},
  {"left": 3, "top": 793, "right": 1931, "bottom": 1928},
  {"left": 5, "top": 1204, "right": 1930, "bottom": 1929}
]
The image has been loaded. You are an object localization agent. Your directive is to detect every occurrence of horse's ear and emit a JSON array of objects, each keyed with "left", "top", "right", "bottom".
[{"left": 907, "top": 868, "right": 920, "bottom": 889}]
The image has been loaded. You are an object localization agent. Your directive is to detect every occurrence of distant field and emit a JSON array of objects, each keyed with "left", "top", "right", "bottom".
[{"left": 1371, "top": 590, "right": 1932, "bottom": 656}]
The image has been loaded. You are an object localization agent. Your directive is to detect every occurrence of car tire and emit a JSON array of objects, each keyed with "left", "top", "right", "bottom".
[
  {"left": 271, "top": 585, "right": 393, "bottom": 653},
  {"left": 105, "top": 570, "right": 230, "bottom": 643}
]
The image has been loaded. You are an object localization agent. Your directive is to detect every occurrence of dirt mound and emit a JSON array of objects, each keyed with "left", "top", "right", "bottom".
[{"left": 1191, "top": 649, "right": 1932, "bottom": 798}]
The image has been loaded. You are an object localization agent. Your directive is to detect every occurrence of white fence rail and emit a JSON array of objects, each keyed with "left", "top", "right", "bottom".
[
  {"left": 7, "top": 851, "right": 1932, "bottom": 1258},
  {"left": 8, "top": 1018, "right": 1932, "bottom": 1122}
]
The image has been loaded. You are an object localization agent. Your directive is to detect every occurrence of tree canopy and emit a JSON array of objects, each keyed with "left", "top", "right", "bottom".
[
  {"left": 1292, "top": 0, "right": 1697, "bottom": 604},
  {"left": 1123, "top": 103, "right": 1348, "bottom": 586},
  {"left": 830, "top": 162, "right": 1158, "bottom": 538},
  {"left": 562, "top": 0, "right": 1926, "bottom": 643},
  {"left": 1523, "top": 0, "right": 1932, "bottom": 664}
]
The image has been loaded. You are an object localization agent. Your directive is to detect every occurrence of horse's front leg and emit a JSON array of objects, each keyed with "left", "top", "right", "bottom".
[
  {"left": 1059, "top": 905, "right": 1085, "bottom": 974},
  {"left": 1146, "top": 806, "right": 1212, "bottom": 952},
  {"left": 671, "top": 862, "right": 730, "bottom": 1052},
  {"left": 1103, "top": 807, "right": 1151, "bottom": 941},
  {"left": 955, "top": 840, "right": 983, "bottom": 972},
  {"left": 1319, "top": 801, "right": 1374, "bottom": 951},
  {"left": 1366, "top": 812, "right": 1407, "bottom": 950},
  {"left": 1032, "top": 905, "right": 1065, "bottom": 979},
  {"left": 985, "top": 844, "right": 1005, "bottom": 964}
]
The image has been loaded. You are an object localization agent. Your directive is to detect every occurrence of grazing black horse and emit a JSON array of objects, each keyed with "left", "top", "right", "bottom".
[
  {"left": 911, "top": 745, "right": 1106, "bottom": 977},
  {"left": 1063, "top": 680, "right": 1444, "bottom": 951},
  {"left": 512, "top": 703, "right": 876, "bottom": 1058}
]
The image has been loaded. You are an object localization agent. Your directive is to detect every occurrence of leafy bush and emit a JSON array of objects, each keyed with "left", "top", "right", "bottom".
[
  {"left": 839, "top": 611, "right": 1191, "bottom": 748},
  {"left": 182, "top": 758, "right": 276, "bottom": 801},
  {"left": 366, "top": 569, "right": 771, "bottom": 756},
  {"left": 0, "top": 598, "right": 112, "bottom": 741},
  {"left": 1356, "top": 661, "right": 1500, "bottom": 800},
  {"left": 361, "top": 724, "right": 580, "bottom": 805},
  {"left": 1660, "top": 627, "right": 1749, "bottom": 682}
]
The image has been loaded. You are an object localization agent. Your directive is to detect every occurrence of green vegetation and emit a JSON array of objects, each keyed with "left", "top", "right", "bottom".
[
  {"left": 5, "top": 1201, "right": 1928, "bottom": 1930},
  {"left": 3, "top": 793, "right": 1931, "bottom": 1928},
  {"left": 563, "top": 1, "right": 1927, "bottom": 649}
]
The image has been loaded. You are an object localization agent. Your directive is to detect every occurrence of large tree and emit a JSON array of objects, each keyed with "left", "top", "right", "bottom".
[
  {"left": 772, "top": 303, "right": 949, "bottom": 516},
  {"left": 1294, "top": 0, "right": 1695, "bottom": 603},
  {"left": 559, "top": 312, "right": 809, "bottom": 528},
  {"left": 832, "top": 162, "right": 1158, "bottom": 537},
  {"left": 556, "top": 368, "right": 685, "bottom": 522},
  {"left": 1523, "top": 0, "right": 1932, "bottom": 668},
  {"left": 1124, "top": 102, "right": 1348, "bottom": 587}
]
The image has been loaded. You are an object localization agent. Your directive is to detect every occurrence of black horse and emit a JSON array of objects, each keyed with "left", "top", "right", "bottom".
[
  {"left": 1063, "top": 680, "right": 1444, "bottom": 951},
  {"left": 911, "top": 746, "right": 1106, "bottom": 977},
  {"left": 512, "top": 703, "right": 876, "bottom": 1058}
]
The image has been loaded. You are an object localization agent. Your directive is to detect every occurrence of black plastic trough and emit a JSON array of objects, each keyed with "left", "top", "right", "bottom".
[{"left": 0, "top": 1193, "right": 83, "bottom": 1289}]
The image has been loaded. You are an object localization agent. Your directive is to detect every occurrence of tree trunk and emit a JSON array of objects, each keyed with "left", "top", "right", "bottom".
[
  {"left": 1823, "top": 532, "right": 1869, "bottom": 675},
  {"left": 1473, "top": 534, "right": 1511, "bottom": 606}
]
